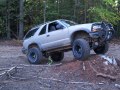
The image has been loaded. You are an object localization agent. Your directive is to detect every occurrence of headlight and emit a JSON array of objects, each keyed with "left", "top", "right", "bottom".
[{"left": 92, "top": 25, "right": 101, "bottom": 32}]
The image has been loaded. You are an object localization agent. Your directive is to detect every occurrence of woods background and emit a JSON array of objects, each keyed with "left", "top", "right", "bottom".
[{"left": 0, "top": 0, "right": 120, "bottom": 39}]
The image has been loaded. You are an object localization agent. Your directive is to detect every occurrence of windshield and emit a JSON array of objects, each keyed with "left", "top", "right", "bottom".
[{"left": 60, "top": 20, "right": 77, "bottom": 27}]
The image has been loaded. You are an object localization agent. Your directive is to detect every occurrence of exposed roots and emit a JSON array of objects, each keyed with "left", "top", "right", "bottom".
[{"left": 88, "top": 61, "right": 117, "bottom": 81}]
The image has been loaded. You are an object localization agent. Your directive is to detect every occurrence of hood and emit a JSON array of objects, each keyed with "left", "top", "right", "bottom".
[{"left": 68, "top": 23, "right": 93, "bottom": 32}]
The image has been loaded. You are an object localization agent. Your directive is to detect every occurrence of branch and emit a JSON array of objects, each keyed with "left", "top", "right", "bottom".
[
  {"left": 38, "top": 76, "right": 94, "bottom": 85},
  {"left": 0, "top": 67, "right": 17, "bottom": 80},
  {"left": 96, "top": 73, "right": 117, "bottom": 80},
  {"left": 17, "top": 63, "right": 62, "bottom": 67},
  {"left": 88, "top": 62, "right": 117, "bottom": 80}
]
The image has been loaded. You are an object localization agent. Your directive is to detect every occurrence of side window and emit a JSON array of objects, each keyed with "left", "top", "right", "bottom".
[
  {"left": 25, "top": 28, "right": 38, "bottom": 39},
  {"left": 39, "top": 25, "right": 46, "bottom": 35},
  {"left": 56, "top": 23, "right": 64, "bottom": 30},
  {"left": 48, "top": 22, "right": 56, "bottom": 32},
  {"left": 48, "top": 22, "right": 65, "bottom": 32}
]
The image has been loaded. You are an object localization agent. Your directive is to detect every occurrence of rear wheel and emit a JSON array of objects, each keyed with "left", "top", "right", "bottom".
[
  {"left": 72, "top": 39, "right": 90, "bottom": 60},
  {"left": 27, "top": 47, "right": 43, "bottom": 64},
  {"left": 50, "top": 52, "right": 64, "bottom": 62}
]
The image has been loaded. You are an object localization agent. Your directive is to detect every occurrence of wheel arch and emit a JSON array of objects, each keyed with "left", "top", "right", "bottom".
[
  {"left": 71, "top": 30, "right": 90, "bottom": 44},
  {"left": 28, "top": 43, "right": 39, "bottom": 49}
]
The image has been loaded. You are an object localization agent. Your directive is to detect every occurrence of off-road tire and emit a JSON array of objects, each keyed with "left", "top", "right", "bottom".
[
  {"left": 94, "top": 42, "right": 109, "bottom": 54},
  {"left": 72, "top": 39, "right": 90, "bottom": 60},
  {"left": 27, "top": 47, "right": 43, "bottom": 64},
  {"left": 50, "top": 52, "right": 64, "bottom": 62}
]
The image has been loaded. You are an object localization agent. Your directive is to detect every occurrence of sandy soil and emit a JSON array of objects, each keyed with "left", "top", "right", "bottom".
[{"left": 0, "top": 40, "right": 120, "bottom": 90}]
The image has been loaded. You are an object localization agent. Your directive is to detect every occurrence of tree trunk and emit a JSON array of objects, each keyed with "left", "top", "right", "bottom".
[
  {"left": 84, "top": 0, "right": 87, "bottom": 23},
  {"left": 43, "top": 0, "right": 46, "bottom": 23},
  {"left": 57, "top": 0, "right": 60, "bottom": 15},
  {"left": 74, "top": 0, "right": 77, "bottom": 21},
  {"left": 19, "top": 0, "right": 24, "bottom": 40},
  {"left": 6, "top": 0, "right": 11, "bottom": 39}
]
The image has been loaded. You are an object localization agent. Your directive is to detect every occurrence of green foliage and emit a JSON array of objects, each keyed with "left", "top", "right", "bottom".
[
  {"left": 0, "top": 0, "right": 6, "bottom": 38},
  {"left": 103, "top": 0, "right": 115, "bottom": 5},
  {"left": 89, "top": 7, "right": 120, "bottom": 24},
  {"left": 0, "top": 0, "right": 120, "bottom": 39},
  {"left": 88, "top": 0, "right": 120, "bottom": 25},
  {"left": 0, "top": 0, "right": 6, "bottom": 6},
  {"left": 0, "top": 17, "right": 5, "bottom": 34}
]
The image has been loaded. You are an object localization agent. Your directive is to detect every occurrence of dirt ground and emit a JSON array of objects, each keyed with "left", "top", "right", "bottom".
[{"left": 0, "top": 40, "right": 120, "bottom": 90}]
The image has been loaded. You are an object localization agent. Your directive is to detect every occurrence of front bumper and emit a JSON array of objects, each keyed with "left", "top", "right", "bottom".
[
  {"left": 89, "top": 30, "right": 114, "bottom": 41},
  {"left": 90, "top": 21, "right": 115, "bottom": 41},
  {"left": 89, "top": 32, "right": 100, "bottom": 38}
]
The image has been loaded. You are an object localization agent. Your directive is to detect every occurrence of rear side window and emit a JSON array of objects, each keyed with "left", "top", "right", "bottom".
[
  {"left": 25, "top": 28, "right": 38, "bottom": 39},
  {"left": 39, "top": 25, "right": 46, "bottom": 35}
]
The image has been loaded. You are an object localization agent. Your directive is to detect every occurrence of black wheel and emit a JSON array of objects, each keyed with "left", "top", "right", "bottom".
[
  {"left": 72, "top": 39, "right": 90, "bottom": 60},
  {"left": 94, "top": 42, "right": 109, "bottom": 54},
  {"left": 27, "top": 47, "right": 43, "bottom": 64},
  {"left": 50, "top": 52, "right": 64, "bottom": 62}
]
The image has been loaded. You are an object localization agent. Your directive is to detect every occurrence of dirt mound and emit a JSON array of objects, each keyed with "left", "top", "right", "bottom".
[
  {"left": 52, "top": 55, "right": 120, "bottom": 83},
  {"left": 0, "top": 54, "right": 120, "bottom": 90}
]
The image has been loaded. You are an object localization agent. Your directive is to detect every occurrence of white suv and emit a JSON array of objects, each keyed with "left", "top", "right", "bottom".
[{"left": 22, "top": 19, "right": 114, "bottom": 64}]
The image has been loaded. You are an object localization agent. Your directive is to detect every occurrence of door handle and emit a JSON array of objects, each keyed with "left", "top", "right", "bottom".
[{"left": 47, "top": 35, "right": 50, "bottom": 37}]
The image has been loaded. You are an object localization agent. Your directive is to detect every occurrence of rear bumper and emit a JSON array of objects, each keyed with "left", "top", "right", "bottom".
[{"left": 21, "top": 47, "right": 27, "bottom": 54}]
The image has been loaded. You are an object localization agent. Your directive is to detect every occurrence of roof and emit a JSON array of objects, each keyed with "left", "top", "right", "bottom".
[{"left": 30, "top": 19, "right": 71, "bottom": 30}]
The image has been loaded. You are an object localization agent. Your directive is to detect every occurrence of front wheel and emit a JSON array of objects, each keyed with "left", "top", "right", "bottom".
[
  {"left": 94, "top": 42, "right": 109, "bottom": 54},
  {"left": 72, "top": 39, "right": 90, "bottom": 60},
  {"left": 50, "top": 52, "right": 64, "bottom": 62},
  {"left": 27, "top": 47, "right": 43, "bottom": 64}
]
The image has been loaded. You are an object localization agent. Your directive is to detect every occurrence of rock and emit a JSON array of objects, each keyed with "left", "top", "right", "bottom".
[
  {"left": 103, "top": 61, "right": 109, "bottom": 65},
  {"left": 115, "top": 84, "right": 120, "bottom": 89},
  {"left": 100, "top": 55, "right": 117, "bottom": 66}
]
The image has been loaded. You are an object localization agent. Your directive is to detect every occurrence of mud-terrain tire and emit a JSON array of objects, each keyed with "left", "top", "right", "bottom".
[
  {"left": 50, "top": 52, "right": 64, "bottom": 62},
  {"left": 27, "top": 47, "right": 43, "bottom": 64},
  {"left": 94, "top": 42, "right": 109, "bottom": 54},
  {"left": 72, "top": 39, "right": 90, "bottom": 60}
]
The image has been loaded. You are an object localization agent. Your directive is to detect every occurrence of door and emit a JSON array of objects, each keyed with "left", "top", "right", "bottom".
[
  {"left": 42, "top": 21, "right": 70, "bottom": 50},
  {"left": 35, "top": 24, "right": 48, "bottom": 50}
]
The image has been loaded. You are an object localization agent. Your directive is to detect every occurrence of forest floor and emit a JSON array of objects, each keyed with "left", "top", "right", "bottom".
[{"left": 0, "top": 39, "right": 120, "bottom": 90}]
